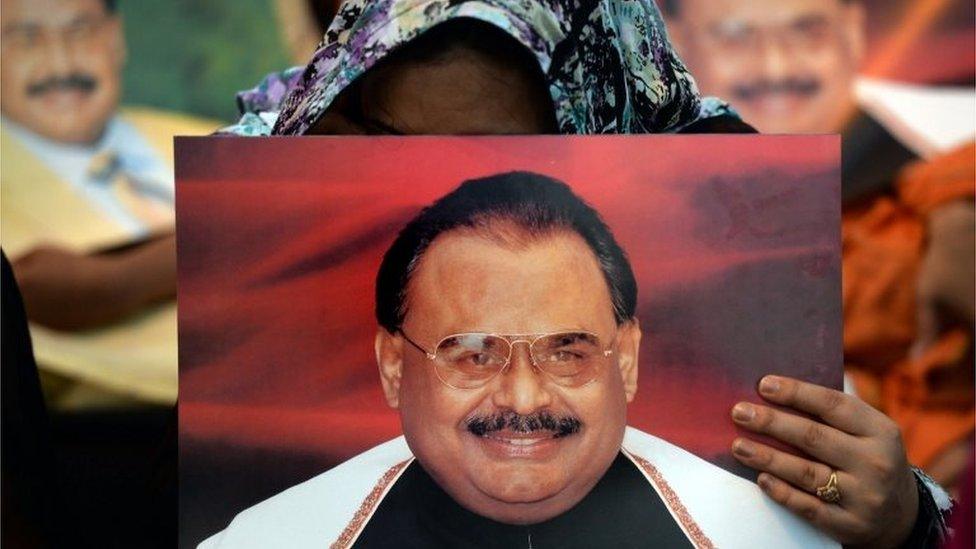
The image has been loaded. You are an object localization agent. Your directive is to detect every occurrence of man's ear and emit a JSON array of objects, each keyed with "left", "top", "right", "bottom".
[
  {"left": 842, "top": 1, "right": 866, "bottom": 68},
  {"left": 103, "top": 14, "right": 127, "bottom": 67},
  {"left": 616, "top": 318, "right": 641, "bottom": 403},
  {"left": 375, "top": 329, "right": 404, "bottom": 409}
]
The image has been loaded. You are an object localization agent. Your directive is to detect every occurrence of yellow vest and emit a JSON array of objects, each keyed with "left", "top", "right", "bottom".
[{"left": 1, "top": 107, "right": 220, "bottom": 405}]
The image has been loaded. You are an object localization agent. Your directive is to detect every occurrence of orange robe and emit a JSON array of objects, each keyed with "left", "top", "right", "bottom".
[{"left": 843, "top": 142, "right": 975, "bottom": 468}]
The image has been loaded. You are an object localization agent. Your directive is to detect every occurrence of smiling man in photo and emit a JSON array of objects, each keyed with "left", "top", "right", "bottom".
[
  {"left": 1, "top": 0, "right": 217, "bottom": 405},
  {"left": 0, "top": 0, "right": 215, "bottom": 332},
  {"left": 201, "top": 172, "right": 938, "bottom": 549}
]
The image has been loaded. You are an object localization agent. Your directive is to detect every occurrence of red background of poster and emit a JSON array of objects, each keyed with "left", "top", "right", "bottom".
[{"left": 177, "top": 135, "right": 841, "bottom": 546}]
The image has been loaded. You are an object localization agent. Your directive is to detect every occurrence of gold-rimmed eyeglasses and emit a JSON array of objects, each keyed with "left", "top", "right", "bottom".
[{"left": 399, "top": 330, "right": 614, "bottom": 389}]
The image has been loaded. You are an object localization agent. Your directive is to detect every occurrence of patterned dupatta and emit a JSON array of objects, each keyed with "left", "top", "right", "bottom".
[{"left": 224, "top": 0, "right": 736, "bottom": 137}]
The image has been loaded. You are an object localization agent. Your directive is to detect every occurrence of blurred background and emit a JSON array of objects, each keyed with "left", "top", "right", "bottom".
[
  {"left": 118, "top": 0, "right": 292, "bottom": 122},
  {"left": 856, "top": 0, "right": 973, "bottom": 84},
  {"left": 1, "top": 0, "right": 973, "bottom": 547}
]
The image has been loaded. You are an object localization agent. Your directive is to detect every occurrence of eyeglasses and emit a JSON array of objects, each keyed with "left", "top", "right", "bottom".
[
  {"left": 3, "top": 15, "right": 114, "bottom": 54},
  {"left": 704, "top": 15, "right": 834, "bottom": 57},
  {"left": 399, "top": 330, "right": 614, "bottom": 389}
]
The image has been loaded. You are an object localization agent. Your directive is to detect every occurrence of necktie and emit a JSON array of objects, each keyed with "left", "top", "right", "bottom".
[{"left": 87, "top": 151, "right": 174, "bottom": 232}]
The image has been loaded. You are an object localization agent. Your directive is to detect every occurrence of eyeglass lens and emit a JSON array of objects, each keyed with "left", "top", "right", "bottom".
[{"left": 433, "top": 332, "right": 606, "bottom": 389}]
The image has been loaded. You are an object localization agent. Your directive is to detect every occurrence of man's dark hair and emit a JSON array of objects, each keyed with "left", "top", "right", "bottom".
[
  {"left": 104, "top": 0, "right": 117, "bottom": 12},
  {"left": 375, "top": 171, "right": 637, "bottom": 332}
]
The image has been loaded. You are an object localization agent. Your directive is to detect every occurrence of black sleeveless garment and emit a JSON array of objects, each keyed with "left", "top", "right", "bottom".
[{"left": 354, "top": 452, "right": 694, "bottom": 548}]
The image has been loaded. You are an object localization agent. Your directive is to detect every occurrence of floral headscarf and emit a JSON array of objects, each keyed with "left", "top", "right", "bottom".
[{"left": 225, "top": 0, "right": 733, "bottom": 136}]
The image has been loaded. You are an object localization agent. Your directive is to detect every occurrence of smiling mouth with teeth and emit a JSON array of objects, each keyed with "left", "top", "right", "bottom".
[
  {"left": 483, "top": 432, "right": 559, "bottom": 445},
  {"left": 474, "top": 430, "right": 569, "bottom": 459}
]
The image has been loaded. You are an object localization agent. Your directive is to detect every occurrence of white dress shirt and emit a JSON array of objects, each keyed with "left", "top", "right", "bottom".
[{"left": 2, "top": 114, "right": 174, "bottom": 240}]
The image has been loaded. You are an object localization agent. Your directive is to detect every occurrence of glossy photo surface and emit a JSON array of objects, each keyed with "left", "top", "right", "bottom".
[{"left": 176, "top": 135, "right": 841, "bottom": 546}]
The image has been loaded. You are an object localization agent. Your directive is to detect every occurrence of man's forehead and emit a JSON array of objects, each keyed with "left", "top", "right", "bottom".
[
  {"left": 404, "top": 228, "right": 616, "bottom": 335},
  {"left": 678, "top": 0, "right": 842, "bottom": 25},
  {"left": 1, "top": 0, "right": 107, "bottom": 28}
]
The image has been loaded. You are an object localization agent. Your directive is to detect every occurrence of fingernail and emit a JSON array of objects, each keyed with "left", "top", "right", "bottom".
[
  {"left": 732, "top": 403, "right": 755, "bottom": 422},
  {"left": 732, "top": 439, "right": 754, "bottom": 458},
  {"left": 757, "top": 473, "right": 773, "bottom": 491},
  {"left": 759, "top": 376, "right": 781, "bottom": 396}
]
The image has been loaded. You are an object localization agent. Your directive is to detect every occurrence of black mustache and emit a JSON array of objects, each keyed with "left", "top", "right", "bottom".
[
  {"left": 732, "top": 78, "right": 820, "bottom": 100},
  {"left": 466, "top": 410, "right": 582, "bottom": 438},
  {"left": 27, "top": 74, "right": 97, "bottom": 97}
]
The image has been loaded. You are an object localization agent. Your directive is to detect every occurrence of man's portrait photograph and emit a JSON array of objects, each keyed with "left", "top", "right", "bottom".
[{"left": 176, "top": 135, "right": 850, "bottom": 547}]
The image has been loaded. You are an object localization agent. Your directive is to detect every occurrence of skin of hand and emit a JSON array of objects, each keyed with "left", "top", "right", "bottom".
[
  {"left": 11, "top": 233, "right": 176, "bottom": 331},
  {"left": 913, "top": 200, "right": 976, "bottom": 353},
  {"left": 730, "top": 375, "right": 919, "bottom": 548}
]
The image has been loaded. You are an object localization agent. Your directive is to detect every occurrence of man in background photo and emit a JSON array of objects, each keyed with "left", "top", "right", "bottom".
[
  {"left": 1, "top": 0, "right": 217, "bottom": 408},
  {"left": 0, "top": 0, "right": 224, "bottom": 545},
  {"left": 664, "top": 0, "right": 975, "bottom": 489}
]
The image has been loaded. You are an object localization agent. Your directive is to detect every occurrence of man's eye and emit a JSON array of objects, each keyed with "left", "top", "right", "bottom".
[
  {"left": 459, "top": 353, "right": 496, "bottom": 367},
  {"left": 548, "top": 350, "right": 583, "bottom": 362},
  {"left": 712, "top": 22, "right": 755, "bottom": 46},
  {"left": 791, "top": 18, "right": 830, "bottom": 42},
  {"left": 66, "top": 21, "right": 97, "bottom": 40},
  {"left": 5, "top": 28, "right": 40, "bottom": 47}
]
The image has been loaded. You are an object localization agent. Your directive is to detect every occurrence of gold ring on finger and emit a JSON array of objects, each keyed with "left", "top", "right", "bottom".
[{"left": 815, "top": 471, "right": 841, "bottom": 504}]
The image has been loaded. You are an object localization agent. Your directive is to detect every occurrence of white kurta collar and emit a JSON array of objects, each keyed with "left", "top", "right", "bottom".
[{"left": 200, "top": 428, "right": 839, "bottom": 549}]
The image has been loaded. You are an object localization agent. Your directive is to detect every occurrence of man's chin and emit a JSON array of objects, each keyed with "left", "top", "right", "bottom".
[
  {"left": 464, "top": 474, "right": 589, "bottom": 525},
  {"left": 737, "top": 96, "right": 821, "bottom": 132},
  {"left": 462, "top": 432, "right": 579, "bottom": 506},
  {"left": 22, "top": 112, "right": 107, "bottom": 144}
]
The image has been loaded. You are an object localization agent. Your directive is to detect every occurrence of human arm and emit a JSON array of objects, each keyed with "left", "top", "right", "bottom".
[
  {"left": 914, "top": 200, "right": 975, "bottom": 351},
  {"left": 898, "top": 143, "right": 975, "bottom": 350},
  {"left": 11, "top": 233, "right": 176, "bottom": 331}
]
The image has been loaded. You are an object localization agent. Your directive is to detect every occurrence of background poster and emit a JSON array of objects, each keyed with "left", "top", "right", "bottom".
[
  {"left": 297, "top": 0, "right": 975, "bottom": 85},
  {"left": 177, "top": 135, "right": 841, "bottom": 546}
]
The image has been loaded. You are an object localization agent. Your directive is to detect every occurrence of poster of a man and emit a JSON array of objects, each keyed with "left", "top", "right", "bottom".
[
  {"left": 201, "top": 172, "right": 841, "bottom": 548},
  {"left": 0, "top": 0, "right": 216, "bottom": 405},
  {"left": 177, "top": 136, "right": 949, "bottom": 548}
]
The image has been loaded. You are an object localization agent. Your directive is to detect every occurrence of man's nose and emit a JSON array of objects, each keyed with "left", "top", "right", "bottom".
[
  {"left": 757, "top": 32, "right": 792, "bottom": 81},
  {"left": 490, "top": 343, "right": 553, "bottom": 414},
  {"left": 41, "top": 33, "right": 75, "bottom": 75}
]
